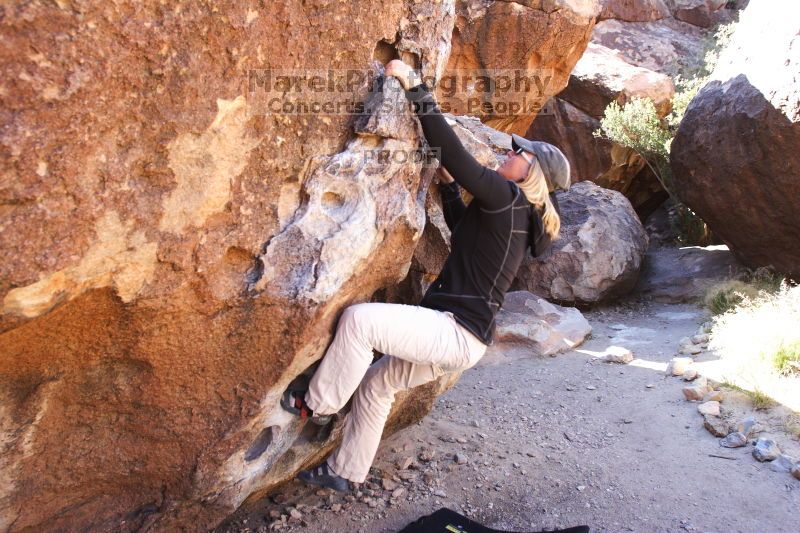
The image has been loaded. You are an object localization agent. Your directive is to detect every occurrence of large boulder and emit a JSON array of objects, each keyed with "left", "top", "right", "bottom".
[
  {"left": 439, "top": 0, "right": 601, "bottom": 135},
  {"left": 513, "top": 181, "right": 649, "bottom": 303},
  {"left": 670, "top": 0, "right": 800, "bottom": 277},
  {"left": 0, "top": 1, "right": 457, "bottom": 530}
]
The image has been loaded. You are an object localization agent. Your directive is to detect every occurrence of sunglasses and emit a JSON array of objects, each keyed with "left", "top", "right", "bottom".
[{"left": 513, "top": 146, "right": 526, "bottom": 155}]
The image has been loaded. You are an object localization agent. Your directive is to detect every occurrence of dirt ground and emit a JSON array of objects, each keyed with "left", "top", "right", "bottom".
[{"left": 217, "top": 299, "right": 800, "bottom": 533}]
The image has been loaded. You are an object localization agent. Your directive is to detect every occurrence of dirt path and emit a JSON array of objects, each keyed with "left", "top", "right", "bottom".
[{"left": 218, "top": 299, "right": 799, "bottom": 532}]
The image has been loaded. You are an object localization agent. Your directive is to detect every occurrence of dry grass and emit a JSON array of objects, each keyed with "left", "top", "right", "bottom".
[
  {"left": 704, "top": 268, "right": 785, "bottom": 316},
  {"left": 721, "top": 381, "right": 777, "bottom": 411},
  {"left": 709, "top": 283, "right": 800, "bottom": 413},
  {"left": 748, "top": 388, "right": 777, "bottom": 411},
  {"left": 704, "top": 279, "right": 760, "bottom": 315},
  {"left": 784, "top": 415, "right": 800, "bottom": 440},
  {"left": 773, "top": 340, "right": 800, "bottom": 375}
]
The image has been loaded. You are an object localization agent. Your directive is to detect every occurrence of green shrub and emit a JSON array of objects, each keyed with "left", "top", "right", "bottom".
[
  {"left": 667, "top": 75, "right": 706, "bottom": 130},
  {"left": 594, "top": 97, "right": 673, "bottom": 193},
  {"left": 596, "top": 98, "right": 671, "bottom": 163}
]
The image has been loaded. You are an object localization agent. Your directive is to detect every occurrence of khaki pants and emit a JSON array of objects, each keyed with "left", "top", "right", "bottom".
[{"left": 305, "top": 302, "right": 487, "bottom": 483}]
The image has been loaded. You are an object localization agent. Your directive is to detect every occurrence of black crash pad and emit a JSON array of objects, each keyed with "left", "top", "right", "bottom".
[{"left": 398, "top": 508, "right": 589, "bottom": 533}]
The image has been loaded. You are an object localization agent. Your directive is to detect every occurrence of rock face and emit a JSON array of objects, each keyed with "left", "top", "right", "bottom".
[
  {"left": 513, "top": 182, "right": 649, "bottom": 304},
  {"left": 599, "top": 0, "right": 671, "bottom": 22},
  {"left": 440, "top": 0, "right": 601, "bottom": 134},
  {"left": 591, "top": 16, "right": 714, "bottom": 75},
  {"left": 494, "top": 291, "right": 592, "bottom": 356},
  {"left": 670, "top": 1, "right": 800, "bottom": 278},
  {"left": 0, "top": 1, "right": 457, "bottom": 531},
  {"left": 560, "top": 43, "right": 675, "bottom": 117}
]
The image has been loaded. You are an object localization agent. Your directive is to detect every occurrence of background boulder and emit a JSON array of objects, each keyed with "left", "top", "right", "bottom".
[
  {"left": 439, "top": 0, "right": 601, "bottom": 134},
  {"left": 635, "top": 244, "right": 745, "bottom": 303},
  {"left": 513, "top": 181, "right": 649, "bottom": 303},
  {"left": 524, "top": 0, "right": 736, "bottom": 220},
  {"left": 670, "top": 0, "right": 800, "bottom": 277},
  {"left": 666, "top": 0, "right": 728, "bottom": 28}
]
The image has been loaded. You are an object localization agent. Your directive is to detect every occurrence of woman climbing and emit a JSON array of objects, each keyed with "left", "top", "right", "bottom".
[{"left": 281, "top": 59, "right": 571, "bottom": 492}]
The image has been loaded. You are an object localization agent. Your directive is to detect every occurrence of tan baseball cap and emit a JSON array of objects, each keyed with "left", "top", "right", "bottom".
[{"left": 511, "top": 134, "right": 571, "bottom": 192}]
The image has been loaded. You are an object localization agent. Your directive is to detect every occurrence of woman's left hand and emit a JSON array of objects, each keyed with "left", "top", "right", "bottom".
[{"left": 385, "top": 60, "right": 418, "bottom": 91}]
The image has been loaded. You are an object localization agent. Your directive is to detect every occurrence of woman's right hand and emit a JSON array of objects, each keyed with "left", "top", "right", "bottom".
[{"left": 436, "top": 166, "right": 455, "bottom": 184}]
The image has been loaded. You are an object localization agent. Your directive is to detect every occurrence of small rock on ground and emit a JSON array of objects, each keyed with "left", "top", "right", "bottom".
[
  {"left": 669, "top": 357, "right": 693, "bottom": 376},
  {"left": 682, "top": 368, "right": 699, "bottom": 381},
  {"left": 679, "top": 345, "right": 702, "bottom": 356},
  {"left": 697, "top": 401, "right": 720, "bottom": 417},
  {"left": 720, "top": 432, "right": 748, "bottom": 448},
  {"left": 683, "top": 379, "right": 711, "bottom": 401},
  {"left": 753, "top": 438, "right": 781, "bottom": 462},
  {"left": 418, "top": 449, "right": 435, "bottom": 462},
  {"left": 769, "top": 454, "right": 796, "bottom": 473},
  {"left": 397, "top": 457, "right": 415, "bottom": 470},
  {"left": 735, "top": 416, "right": 757, "bottom": 438},
  {"left": 602, "top": 346, "right": 634, "bottom": 364},
  {"left": 703, "top": 415, "right": 730, "bottom": 437},
  {"left": 703, "top": 390, "right": 724, "bottom": 402}
]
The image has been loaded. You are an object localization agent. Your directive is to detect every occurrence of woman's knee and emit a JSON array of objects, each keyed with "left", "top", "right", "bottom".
[
  {"left": 339, "top": 303, "right": 371, "bottom": 330},
  {"left": 332, "top": 304, "right": 374, "bottom": 350}
]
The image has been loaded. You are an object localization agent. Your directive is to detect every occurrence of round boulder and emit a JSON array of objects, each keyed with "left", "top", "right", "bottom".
[{"left": 513, "top": 181, "right": 649, "bottom": 303}]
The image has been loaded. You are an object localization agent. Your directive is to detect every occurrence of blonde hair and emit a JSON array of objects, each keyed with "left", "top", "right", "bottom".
[{"left": 517, "top": 158, "right": 561, "bottom": 242}]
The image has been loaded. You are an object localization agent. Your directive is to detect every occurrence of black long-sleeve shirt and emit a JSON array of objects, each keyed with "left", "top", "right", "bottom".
[{"left": 405, "top": 83, "right": 536, "bottom": 345}]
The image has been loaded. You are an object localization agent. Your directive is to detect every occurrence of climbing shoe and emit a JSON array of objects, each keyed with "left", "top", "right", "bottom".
[
  {"left": 297, "top": 462, "right": 350, "bottom": 493},
  {"left": 280, "top": 388, "right": 332, "bottom": 426}
]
